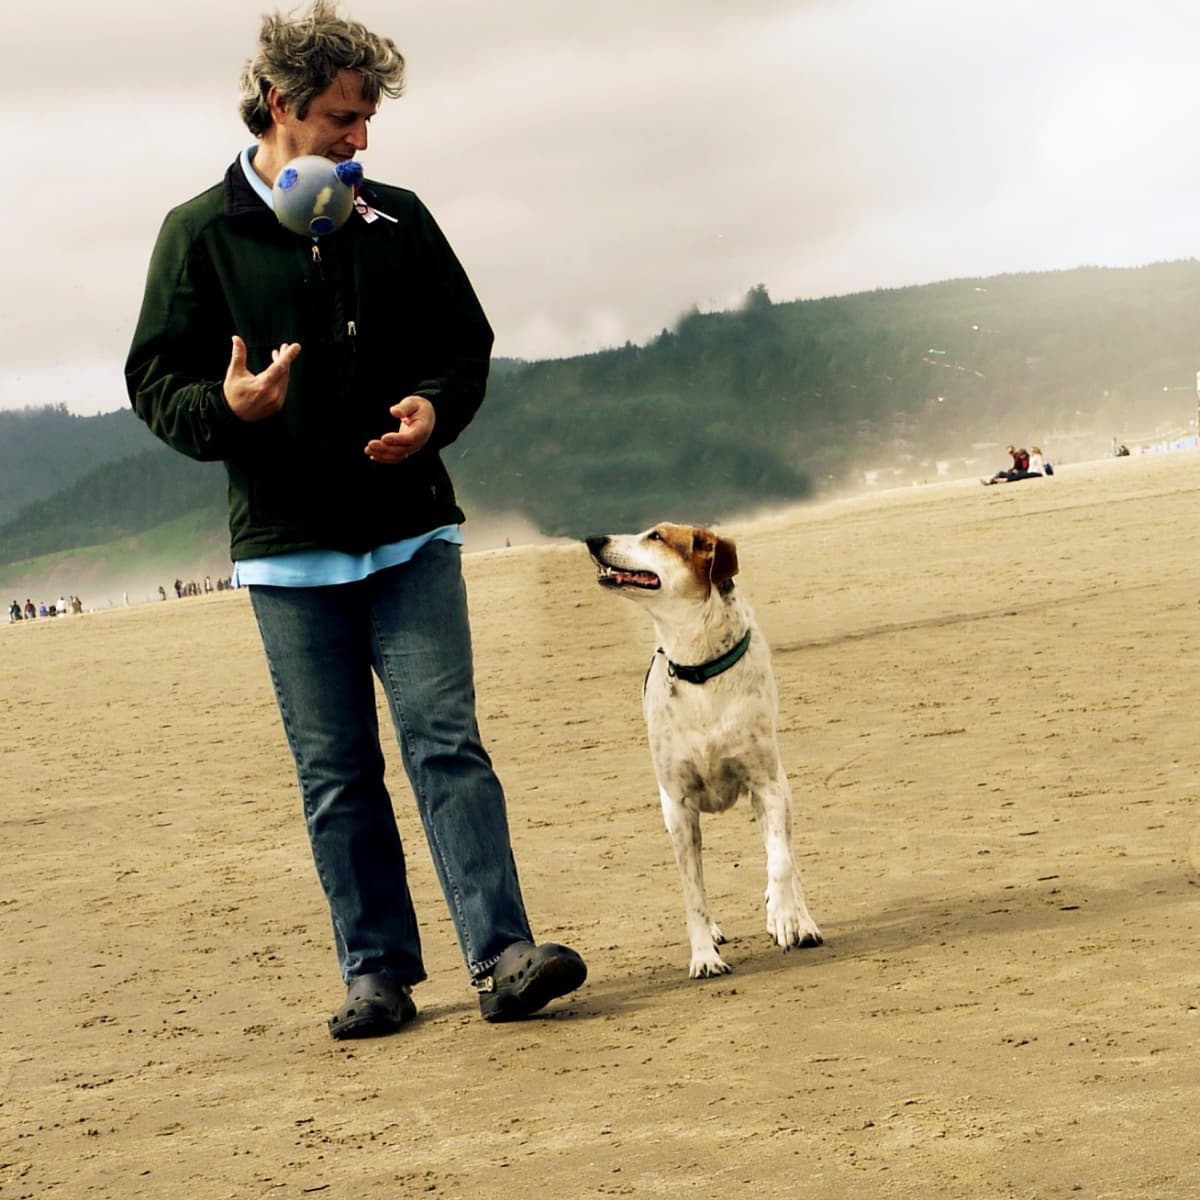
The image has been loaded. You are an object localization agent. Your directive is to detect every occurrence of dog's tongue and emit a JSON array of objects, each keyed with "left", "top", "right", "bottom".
[{"left": 597, "top": 563, "right": 660, "bottom": 589}]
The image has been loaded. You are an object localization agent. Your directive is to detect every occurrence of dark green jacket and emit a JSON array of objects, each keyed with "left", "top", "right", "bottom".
[{"left": 125, "top": 158, "right": 494, "bottom": 559}]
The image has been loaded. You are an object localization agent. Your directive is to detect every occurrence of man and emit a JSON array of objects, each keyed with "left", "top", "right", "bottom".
[
  {"left": 983, "top": 444, "right": 1031, "bottom": 486},
  {"left": 125, "top": 1, "right": 585, "bottom": 1039}
]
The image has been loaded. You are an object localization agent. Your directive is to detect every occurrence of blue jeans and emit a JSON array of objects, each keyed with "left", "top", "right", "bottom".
[{"left": 249, "top": 540, "right": 533, "bottom": 985}]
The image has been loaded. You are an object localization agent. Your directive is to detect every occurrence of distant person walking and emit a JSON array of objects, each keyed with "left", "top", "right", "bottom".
[{"left": 125, "top": 1, "right": 585, "bottom": 1039}]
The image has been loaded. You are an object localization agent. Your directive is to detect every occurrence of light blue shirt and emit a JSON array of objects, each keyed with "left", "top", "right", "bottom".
[
  {"left": 233, "top": 527, "right": 464, "bottom": 588},
  {"left": 231, "top": 146, "right": 462, "bottom": 589}
]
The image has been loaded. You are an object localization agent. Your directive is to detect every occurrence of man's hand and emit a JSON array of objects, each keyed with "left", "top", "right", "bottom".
[
  {"left": 223, "top": 335, "right": 301, "bottom": 422},
  {"left": 365, "top": 395, "right": 436, "bottom": 463}
]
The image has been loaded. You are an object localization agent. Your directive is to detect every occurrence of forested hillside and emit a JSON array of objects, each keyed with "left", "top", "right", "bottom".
[
  {"left": 3, "top": 260, "right": 1200, "bottom": 579},
  {"left": 453, "top": 263, "right": 1200, "bottom": 532},
  {"left": 0, "top": 445, "right": 225, "bottom": 565},
  {"left": 0, "top": 406, "right": 155, "bottom": 523}
]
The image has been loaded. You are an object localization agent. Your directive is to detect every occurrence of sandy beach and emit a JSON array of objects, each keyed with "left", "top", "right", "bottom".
[{"left": 3, "top": 450, "right": 1199, "bottom": 1199}]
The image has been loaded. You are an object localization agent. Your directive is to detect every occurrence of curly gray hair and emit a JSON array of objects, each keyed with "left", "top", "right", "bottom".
[{"left": 238, "top": 1, "right": 406, "bottom": 136}]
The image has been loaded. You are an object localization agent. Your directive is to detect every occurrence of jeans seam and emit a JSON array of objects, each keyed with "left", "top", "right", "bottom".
[
  {"left": 369, "top": 605, "right": 478, "bottom": 970},
  {"left": 257, "top": 628, "right": 350, "bottom": 965}
]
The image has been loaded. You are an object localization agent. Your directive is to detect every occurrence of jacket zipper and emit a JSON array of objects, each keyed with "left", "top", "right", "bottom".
[{"left": 311, "top": 242, "right": 357, "bottom": 347}]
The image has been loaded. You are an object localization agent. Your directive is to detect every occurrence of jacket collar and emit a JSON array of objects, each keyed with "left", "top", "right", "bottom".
[{"left": 224, "top": 156, "right": 274, "bottom": 222}]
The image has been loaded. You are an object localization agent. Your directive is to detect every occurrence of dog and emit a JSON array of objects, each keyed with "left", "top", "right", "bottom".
[{"left": 586, "top": 522, "right": 822, "bottom": 977}]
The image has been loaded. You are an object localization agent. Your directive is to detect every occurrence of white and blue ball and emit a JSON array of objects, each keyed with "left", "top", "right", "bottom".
[{"left": 272, "top": 156, "right": 363, "bottom": 237}]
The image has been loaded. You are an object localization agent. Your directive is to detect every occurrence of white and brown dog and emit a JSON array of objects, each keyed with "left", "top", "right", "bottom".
[{"left": 586, "top": 522, "right": 822, "bottom": 977}]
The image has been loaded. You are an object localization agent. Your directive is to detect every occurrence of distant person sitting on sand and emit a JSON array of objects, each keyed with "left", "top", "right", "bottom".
[
  {"left": 1027, "top": 446, "right": 1054, "bottom": 476},
  {"left": 983, "top": 445, "right": 1031, "bottom": 485},
  {"left": 9, "top": 600, "right": 21, "bottom": 623},
  {"left": 983, "top": 445, "right": 1057, "bottom": 485}
]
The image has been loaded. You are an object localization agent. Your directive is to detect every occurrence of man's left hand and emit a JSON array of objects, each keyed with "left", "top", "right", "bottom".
[{"left": 365, "top": 395, "right": 436, "bottom": 463}]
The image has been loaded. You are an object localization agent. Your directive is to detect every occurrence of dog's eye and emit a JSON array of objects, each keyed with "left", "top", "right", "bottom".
[{"left": 646, "top": 531, "right": 662, "bottom": 542}]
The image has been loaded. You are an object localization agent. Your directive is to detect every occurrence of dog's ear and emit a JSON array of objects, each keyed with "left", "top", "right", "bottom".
[
  {"left": 711, "top": 534, "right": 739, "bottom": 586},
  {"left": 694, "top": 528, "right": 739, "bottom": 587}
]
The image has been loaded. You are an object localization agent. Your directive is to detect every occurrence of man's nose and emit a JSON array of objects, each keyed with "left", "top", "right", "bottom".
[{"left": 347, "top": 120, "right": 369, "bottom": 151}]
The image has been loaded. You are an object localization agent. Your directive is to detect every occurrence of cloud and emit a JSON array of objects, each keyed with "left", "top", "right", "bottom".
[
  {"left": 0, "top": 360, "right": 129, "bottom": 414},
  {"left": 4, "top": 0, "right": 1200, "bottom": 414}
]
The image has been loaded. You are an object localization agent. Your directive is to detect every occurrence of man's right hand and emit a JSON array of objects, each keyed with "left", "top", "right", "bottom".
[{"left": 223, "top": 335, "right": 301, "bottom": 422}]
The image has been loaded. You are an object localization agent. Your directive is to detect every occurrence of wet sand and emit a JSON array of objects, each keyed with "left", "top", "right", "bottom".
[{"left": 3, "top": 450, "right": 1199, "bottom": 1198}]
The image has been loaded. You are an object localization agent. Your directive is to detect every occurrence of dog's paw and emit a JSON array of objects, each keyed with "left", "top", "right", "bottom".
[
  {"left": 765, "top": 906, "right": 823, "bottom": 950},
  {"left": 689, "top": 950, "right": 733, "bottom": 979},
  {"left": 766, "top": 877, "right": 823, "bottom": 950}
]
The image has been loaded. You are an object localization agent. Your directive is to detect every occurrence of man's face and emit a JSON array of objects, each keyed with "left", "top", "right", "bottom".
[{"left": 275, "top": 69, "right": 378, "bottom": 163}]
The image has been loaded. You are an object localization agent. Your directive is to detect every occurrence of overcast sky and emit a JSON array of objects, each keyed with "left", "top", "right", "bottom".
[{"left": 2, "top": 0, "right": 1198, "bottom": 416}]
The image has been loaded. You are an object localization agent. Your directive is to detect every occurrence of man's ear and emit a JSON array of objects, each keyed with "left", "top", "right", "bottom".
[{"left": 266, "top": 84, "right": 290, "bottom": 125}]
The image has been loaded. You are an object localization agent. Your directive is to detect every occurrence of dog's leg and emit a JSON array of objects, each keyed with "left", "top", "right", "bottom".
[
  {"left": 660, "top": 787, "right": 730, "bottom": 978},
  {"left": 751, "top": 774, "right": 823, "bottom": 950}
]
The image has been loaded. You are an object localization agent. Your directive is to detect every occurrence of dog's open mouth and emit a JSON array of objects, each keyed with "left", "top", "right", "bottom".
[{"left": 595, "top": 563, "right": 661, "bottom": 590}]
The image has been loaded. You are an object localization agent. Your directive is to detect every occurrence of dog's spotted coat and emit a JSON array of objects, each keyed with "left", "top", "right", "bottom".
[{"left": 587, "top": 522, "right": 823, "bottom": 977}]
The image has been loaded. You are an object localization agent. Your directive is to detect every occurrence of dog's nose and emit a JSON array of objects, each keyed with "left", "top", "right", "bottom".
[{"left": 585, "top": 536, "right": 609, "bottom": 554}]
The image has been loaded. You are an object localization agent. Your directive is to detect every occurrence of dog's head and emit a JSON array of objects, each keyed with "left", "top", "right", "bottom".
[{"left": 585, "top": 523, "right": 739, "bottom": 604}]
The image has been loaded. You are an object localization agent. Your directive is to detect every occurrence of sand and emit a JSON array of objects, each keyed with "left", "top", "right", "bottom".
[{"left": 3, "top": 451, "right": 1199, "bottom": 1199}]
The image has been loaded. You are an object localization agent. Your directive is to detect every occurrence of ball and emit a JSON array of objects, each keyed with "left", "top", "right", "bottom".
[{"left": 272, "top": 156, "right": 363, "bottom": 237}]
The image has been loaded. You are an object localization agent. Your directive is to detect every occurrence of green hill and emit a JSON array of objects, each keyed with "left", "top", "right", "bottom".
[
  {"left": 451, "top": 263, "right": 1200, "bottom": 533},
  {"left": 0, "top": 405, "right": 155, "bottom": 524},
  {"left": 0, "top": 445, "right": 225, "bottom": 565},
  {"left": 0, "top": 506, "right": 231, "bottom": 610}
]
